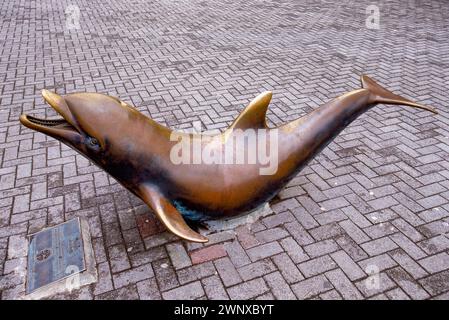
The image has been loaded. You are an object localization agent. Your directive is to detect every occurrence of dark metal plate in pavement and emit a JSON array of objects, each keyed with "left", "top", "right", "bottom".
[{"left": 27, "top": 218, "right": 86, "bottom": 294}]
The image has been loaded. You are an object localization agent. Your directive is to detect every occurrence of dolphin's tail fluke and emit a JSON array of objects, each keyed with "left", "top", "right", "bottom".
[{"left": 361, "top": 75, "right": 437, "bottom": 114}]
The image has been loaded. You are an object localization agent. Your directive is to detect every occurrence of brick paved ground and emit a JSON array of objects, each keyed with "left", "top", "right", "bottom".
[{"left": 1, "top": 0, "right": 449, "bottom": 300}]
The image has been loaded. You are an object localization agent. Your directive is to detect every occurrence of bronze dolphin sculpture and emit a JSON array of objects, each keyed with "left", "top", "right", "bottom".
[{"left": 19, "top": 75, "right": 437, "bottom": 243}]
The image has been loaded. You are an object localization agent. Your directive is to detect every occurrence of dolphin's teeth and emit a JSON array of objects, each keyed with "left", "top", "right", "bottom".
[{"left": 26, "top": 116, "right": 68, "bottom": 127}]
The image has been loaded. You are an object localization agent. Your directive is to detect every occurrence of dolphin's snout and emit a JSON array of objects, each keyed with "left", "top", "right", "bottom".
[
  {"left": 41, "top": 89, "right": 82, "bottom": 132},
  {"left": 18, "top": 89, "right": 83, "bottom": 143},
  {"left": 42, "top": 89, "right": 64, "bottom": 113}
]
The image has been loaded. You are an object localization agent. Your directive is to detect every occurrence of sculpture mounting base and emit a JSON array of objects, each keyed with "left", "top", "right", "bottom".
[{"left": 199, "top": 203, "right": 273, "bottom": 235}]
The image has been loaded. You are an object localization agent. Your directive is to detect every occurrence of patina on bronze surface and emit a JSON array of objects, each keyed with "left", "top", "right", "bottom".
[{"left": 20, "top": 75, "right": 437, "bottom": 243}]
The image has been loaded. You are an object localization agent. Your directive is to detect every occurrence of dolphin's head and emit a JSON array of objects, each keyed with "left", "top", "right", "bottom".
[{"left": 20, "top": 90, "right": 146, "bottom": 173}]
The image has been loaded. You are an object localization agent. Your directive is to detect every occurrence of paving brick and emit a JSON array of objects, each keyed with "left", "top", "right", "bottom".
[
  {"left": 227, "top": 278, "right": 269, "bottom": 300},
  {"left": 344, "top": 193, "right": 375, "bottom": 216},
  {"left": 262, "top": 211, "right": 295, "bottom": 228},
  {"left": 391, "top": 204, "right": 424, "bottom": 227},
  {"left": 144, "top": 233, "right": 178, "bottom": 250},
  {"left": 279, "top": 237, "right": 309, "bottom": 263},
  {"left": 0, "top": 284, "right": 26, "bottom": 300},
  {"left": 162, "top": 281, "right": 204, "bottom": 300},
  {"left": 12, "top": 194, "right": 29, "bottom": 214},
  {"left": 0, "top": 271, "right": 24, "bottom": 291},
  {"left": 99, "top": 203, "right": 118, "bottom": 225},
  {"left": 279, "top": 186, "right": 305, "bottom": 200},
  {"left": 190, "top": 244, "right": 227, "bottom": 264},
  {"left": 202, "top": 275, "right": 229, "bottom": 300},
  {"left": 419, "top": 270, "right": 449, "bottom": 296},
  {"left": 7, "top": 235, "right": 27, "bottom": 259},
  {"left": 418, "top": 253, "right": 449, "bottom": 274},
  {"left": 271, "top": 198, "right": 300, "bottom": 213},
  {"left": 389, "top": 249, "right": 429, "bottom": 279},
  {"left": 3, "top": 256, "right": 26, "bottom": 277},
  {"left": 418, "top": 207, "right": 449, "bottom": 223},
  {"left": 224, "top": 240, "right": 251, "bottom": 267},
  {"left": 153, "top": 258, "right": 180, "bottom": 292},
  {"left": 254, "top": 227, "right": 289, "bottom": 243},
  {"left": 331, "top": 250, "right": 365, "bottom": 281},
  {"left": 390, "top": 233, "right": 427, "bottom": 260},
  {"left": 416, "top": 220, "right": 449, "bottom": 239},
  {"left": 129, "top": 247, "right": 166, "bottom": 268},
  {"left": 264, "top": 271, "right": 296, "bottom": 300},
  {"left": 339, "top": 220, "right": 371, "bottom": 243},
  {"left": 364, "top": 222, "right": 398, "bottom": 239},
  {"left": 92, "top": 238, "right": 108, "bottom": 264},
  {"left": 204, "top": 230, "right": 235, "bottom": 246},
  {"left": 272, "top": 252, "right": 304, "bottom": 283},
  {"left": 93, "top": 262, "right": 114, "bottom": 295},
  {"left": 291, "top": 274, "right": 333, "bottom": 299},
  {"left": 298, "top": 255, "right": 337, "bottom": 278},
  {"left": 166, "top": 242, "right": 191, "bottom": 269},
  {"left": 391, "top": 218, "right": 424, "bottom": 242},
  {"left": 103, "top": 223, "right": 124, "bottom": 247},
  {"left": 235, "top": 225, "right": 260, "bottom": 249},
  {"left": 325, "top": 268, "right": 364, "bottom": 300},
  {"left": 309, "top": 222, "right": 346, "bottom": 241},
  {"left": 432, "top": 291, "right": 449, "bottom": 300},
  {"left": 418, "top": 235, "right": 449, "bottom": 255},
  {"left": 314, "top": 209, "right": 347, "bottom": 225},
  {"left": 113, "top": 263, "right": 154, "bottom": 289},
  {"left": 341, "top": 205, "right": 372, "bottom": 228},
  {"left": 177, "top": 262, "right": 216, "bottom": 285},
  {"left": 135, "top": 213, "right": 165, "bottom": 238},
  {"left": 284, "top": 221, "right": 314, "bottom": 245},
  {"left": 88, "top": 216, "right": 104, "bottom": 239},
  {"left": 238, "top": 259, "right": 276, "bottom": 281},
  {"left": 214, "top": 257, "right": 242, "bottom": 287},
  {"left": 137, "top": 278, "right": 161, "bottom": 300},
  {"left": 247, "top": 242, "right": 283, "bottom": 262},
  {"left": 108, "top": 244, "right": 131, "bottom": 273},
  {"left": 320, "top": 289, "right": 342, "bottom": 300},
  {"left": 368, "top": 293, "right": 389, "bottom": 300},
  {"left": 368, "top": 196, "right": 399, "bottom": 211},
  {"left": 417, "top": 195, "right": 446, "bottom": 210},
  {"left": 290, "top": 206, "right": 319, "bottom": 229},
  {"left": 255, "top": 292, "right": 275, "bottom": 300},
  {"left": 320, "top": 197, "right": 350, "bottom": 211},
  {"left": 304, "top": 239, "right": 339, "bottom": 258},
  {"left": 385, "top": 287, "right": 410, "bottom": 300},
  {"left": 96, "top": 285, "right": 139, "bottom": 300},
  {"left": 358, "top": 253, "right": 397, "bottom": 274},
  {"left": 361, "top": 237, "right": 398, "bottom": 256},
  {"left": 386, "top": 267, "right": 430, "bottom": 300},
  {"left": 335, "top": 235, "right": 369, "bottom": 261},
  {"left": 355, "top": 273, "right": 396, "bottom": 298}
]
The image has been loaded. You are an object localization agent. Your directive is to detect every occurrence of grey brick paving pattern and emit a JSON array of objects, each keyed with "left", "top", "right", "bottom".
[{"left": 1, "top": 0, "right": 449, "bottom": 300}]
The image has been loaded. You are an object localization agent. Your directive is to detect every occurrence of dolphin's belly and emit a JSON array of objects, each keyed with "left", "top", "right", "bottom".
[
  {"left": 171, "top": 167, "right": 287, "bottom": 219},
  {"left": 163, "top": 131, "right": 309, "bottom": 218}
]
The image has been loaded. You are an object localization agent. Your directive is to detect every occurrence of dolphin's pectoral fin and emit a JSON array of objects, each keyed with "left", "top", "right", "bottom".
[
  {"left": 227, "top": 91, "right": 273, "bottom": 131},
  {"left": 138, "top": 184, "right": 209, "bottom": 243}
]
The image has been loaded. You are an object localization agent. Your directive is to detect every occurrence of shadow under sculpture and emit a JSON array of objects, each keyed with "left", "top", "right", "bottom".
[{"left": 19, "top": 75, "right": 437, "bottom": 243}]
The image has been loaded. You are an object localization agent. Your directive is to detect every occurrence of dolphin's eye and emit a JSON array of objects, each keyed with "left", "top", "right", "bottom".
[{"left": 90, "top": 138, "right": 99, "bottom": 146}]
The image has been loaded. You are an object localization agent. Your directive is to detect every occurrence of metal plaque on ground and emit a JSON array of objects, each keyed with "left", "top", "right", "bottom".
[{"left": 26, "top": 217, "right": 86, "bottom": 294}]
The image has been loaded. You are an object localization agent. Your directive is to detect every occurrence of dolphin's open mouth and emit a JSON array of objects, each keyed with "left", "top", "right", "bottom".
[
  {"left": 20, "top": 90, "right": 81, "bottom": 140},
  {"left": 24, "top": 116, "right": 72, "bottom": 128}
]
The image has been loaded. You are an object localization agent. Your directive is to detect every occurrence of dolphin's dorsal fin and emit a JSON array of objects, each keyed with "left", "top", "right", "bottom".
[
  {"left": 138, "top": 184, "right": 208, "bottom": 243},
  {"left": 227, "top": 91, "right": 272, "bottom": 131}
]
